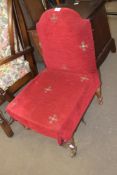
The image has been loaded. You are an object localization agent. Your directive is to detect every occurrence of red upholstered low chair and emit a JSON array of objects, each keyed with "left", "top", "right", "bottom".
[{"left": 6, "top": 8, "right": 103, "bottom": 157}]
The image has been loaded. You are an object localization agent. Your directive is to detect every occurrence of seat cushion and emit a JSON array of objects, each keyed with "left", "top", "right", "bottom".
[
  {"left": 0, "top": 57, "right": 30, "bottom": 90},
  {"left": 6, "top": 69, "right": 100, "bottom": 144}
]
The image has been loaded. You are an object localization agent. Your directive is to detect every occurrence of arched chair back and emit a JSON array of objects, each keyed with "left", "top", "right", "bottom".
[{"left": 36, "top": 8, "right": 98, "bottom": 74}]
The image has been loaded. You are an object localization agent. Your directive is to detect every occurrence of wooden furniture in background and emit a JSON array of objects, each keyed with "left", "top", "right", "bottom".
[{"left": 19, "top": 0, "right": 46, "bottom": 61}]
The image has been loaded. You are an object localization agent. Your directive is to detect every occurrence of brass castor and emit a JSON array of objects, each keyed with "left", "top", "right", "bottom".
[{"left": 62, "top": 137, "right": 77, "bottom": 157}]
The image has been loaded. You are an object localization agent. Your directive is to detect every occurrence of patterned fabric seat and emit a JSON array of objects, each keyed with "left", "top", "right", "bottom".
[
  {"left": 0, "top": 58, "right": 30, "bottom": 91},
  {"left": 0, "top": 0, "right": 30, "bottom": 91}
]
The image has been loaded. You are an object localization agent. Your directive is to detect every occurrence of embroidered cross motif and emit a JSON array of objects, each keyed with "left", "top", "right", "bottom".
[
  {"left": 50, "top": 13, "right": 58, "bottom": 23},
  {"left": 48, "top": 114, "right": 58, "bottom": 124},
  {"left": 80, "top": 76, "right": 89, "bottom": 82},
  {"left": 61, "top": 65, "right": 68, "bottom": 70},
  {"left": 80, "top": 41, "right": 88, "bottom": 51},
  {"left": 44, "top": 86, "right": 52, "bottom": 93}
]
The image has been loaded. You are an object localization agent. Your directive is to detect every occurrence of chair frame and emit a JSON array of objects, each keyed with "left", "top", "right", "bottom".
[{"left": 0, "top": 0, "right": 38, "bottom": 136}]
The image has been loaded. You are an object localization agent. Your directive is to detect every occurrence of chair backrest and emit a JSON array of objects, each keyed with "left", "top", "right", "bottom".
[
  {"left": 0, "top": 0, "right": 14, "bottom": 59},
  {"left": 36, "top": 8, "right": 98, "bottom": 74}
]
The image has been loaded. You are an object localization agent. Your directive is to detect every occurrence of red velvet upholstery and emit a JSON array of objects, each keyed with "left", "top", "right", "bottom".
[
  {"left": 6, "top": 8, "right": 100, "bottom": 144},
  {"left": 36, "top": 8, "right": 98, "bottom": 74}
]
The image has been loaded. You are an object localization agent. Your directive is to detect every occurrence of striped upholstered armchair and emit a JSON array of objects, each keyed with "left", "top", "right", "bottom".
[{"left": 0, "top": 0, "right": 37, "bottom": 136}]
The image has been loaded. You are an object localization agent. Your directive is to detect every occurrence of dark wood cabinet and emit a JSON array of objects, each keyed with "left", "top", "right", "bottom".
[{"left": 91, "top": 4, "right": 116, "bottom": 66}]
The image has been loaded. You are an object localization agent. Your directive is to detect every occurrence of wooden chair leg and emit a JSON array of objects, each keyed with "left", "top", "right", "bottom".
[
  {"left": 95, "top": 87, "right": 103, "bottom": 105},
  {"left": 0, "top": 110, "right": 14, "bottom": 137},
  {"left": 62, "top": 137, "right": 77, "bottom": 157}
]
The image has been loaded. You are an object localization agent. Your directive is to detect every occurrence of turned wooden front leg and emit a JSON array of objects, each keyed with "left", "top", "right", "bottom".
[
  {"left": 0, "top": 110, "right": 14, "bottom": 137},
  {"left": 95, "top": 87, "right": 103, "bottom": 105}
]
